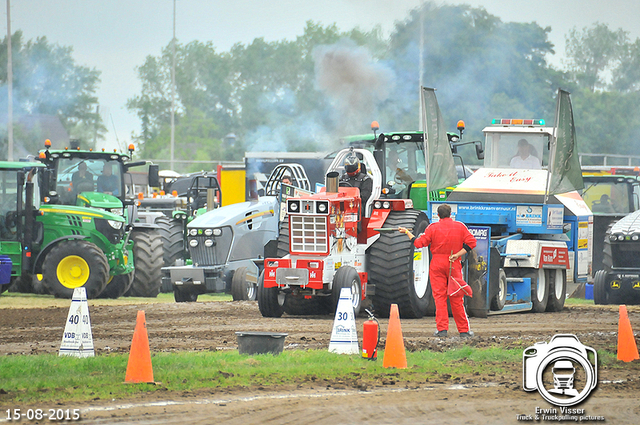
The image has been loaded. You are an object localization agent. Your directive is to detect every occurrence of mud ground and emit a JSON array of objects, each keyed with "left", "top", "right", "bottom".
[{"left": 1, "top": 299, "right": 639, "bottom": 424}]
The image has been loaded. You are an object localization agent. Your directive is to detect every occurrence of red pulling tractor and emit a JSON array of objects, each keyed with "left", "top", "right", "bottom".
[{"left": 258, "top": 148, "right": 431, "bottom": 318}]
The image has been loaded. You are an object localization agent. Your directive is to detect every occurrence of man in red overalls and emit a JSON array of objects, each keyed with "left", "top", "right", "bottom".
[{"left": 399, "top": 204, "right": 477, "bottom": 338}]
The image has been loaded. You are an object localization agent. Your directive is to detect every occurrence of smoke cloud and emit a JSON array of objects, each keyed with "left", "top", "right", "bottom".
[
  {"left": 313, "top": 39, "right": 396, "bottom": 136},
  {"left": 244, "top": 39, "right": 396, "bottom": 155}
]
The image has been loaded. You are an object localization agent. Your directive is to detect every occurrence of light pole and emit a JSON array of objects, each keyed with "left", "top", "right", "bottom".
[
  {"left": 418, "top": 5, "right": 424, "bottom": 131},
  {"left": 7, "top": 0, "right": 13, "bottom": 160},
  {"left": 170, "top": 0, "right": 176, "bottom": 170}
]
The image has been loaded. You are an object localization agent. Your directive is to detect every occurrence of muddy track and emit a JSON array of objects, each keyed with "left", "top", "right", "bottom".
[
  {"left": 1, "top": 300, "right": 639, "bottom": 424},
  {"left": 0, "top": 301, "right": 632, "bottom": 355}
]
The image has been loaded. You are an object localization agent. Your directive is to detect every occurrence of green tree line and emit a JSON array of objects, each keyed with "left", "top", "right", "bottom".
[
  {"left": 3, "top": 2, "right": 640, "bottom": 169},
  {"left": 127, "top": 3, "right": 640, "bottom": 169}
]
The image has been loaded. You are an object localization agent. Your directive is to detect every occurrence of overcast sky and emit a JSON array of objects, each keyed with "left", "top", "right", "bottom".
[{"left": 5, "top": 0, "right": 640, "bottom": 150}]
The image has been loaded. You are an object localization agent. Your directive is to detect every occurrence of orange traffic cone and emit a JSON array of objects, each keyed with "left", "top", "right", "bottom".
[
  {"left": 382, "top": 304, "right": 407, "bottom": 369},
  {"left": 125, "top": 310, "right": 155, "bottom": 383},
  {"left": 617, "top": 305, "right": 639, "bottom": 362}
]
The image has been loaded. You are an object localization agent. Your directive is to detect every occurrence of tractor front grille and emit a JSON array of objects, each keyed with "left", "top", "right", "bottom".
[
  {"left": 290, "top": 215, "right": 328, "bottom": 253},
  {"left": 611, "top": 243, "right": 640, "bottom": 268},
  {"left": 188, "top": 227, "right": 233, "bottom": 266}
]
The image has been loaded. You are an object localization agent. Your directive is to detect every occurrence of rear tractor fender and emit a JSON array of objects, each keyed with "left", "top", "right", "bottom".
[{"left": 32, "top": 235, "right": 88, "bottom": 274}]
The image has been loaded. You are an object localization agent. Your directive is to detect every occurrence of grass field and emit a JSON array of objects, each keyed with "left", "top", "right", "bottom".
[
  {"left": 0, "top": 348, "right": 520, "bottom": 404},
  {"left": 0, "top": 346, "right": 618, "bottom": 405}
]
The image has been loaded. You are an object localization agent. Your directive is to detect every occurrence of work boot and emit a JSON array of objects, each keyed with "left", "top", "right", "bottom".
[
  {"left": 459, "top": 331, "right": 474, "bottom": 338},
  {"left": 434, "top": 330, "right": 448, "bottom": 337}
]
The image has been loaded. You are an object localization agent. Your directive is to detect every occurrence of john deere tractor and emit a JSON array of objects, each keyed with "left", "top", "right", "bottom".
[
  {"left": 0, "top": 161, "right": 133, "bottom": 299},
  {"left": 594, "top": 209, "right": 640, "bottom": 305},
  {"left": 36, "top": 141, "right": 163, "bottom": 297}
]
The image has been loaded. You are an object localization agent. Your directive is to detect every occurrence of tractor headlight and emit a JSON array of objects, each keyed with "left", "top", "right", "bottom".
[
  {"left": 610, "top": 234, "right": 617, "bottom": 241},
  {"left": 288, "top": 200, "right": 300, "bottom": 213},
  {"left": 109, "top": 208, "right": 124, "bottom": 216},
  {"left": 374, "top": 201, "right": 382, "bottom": 209},
  {"left": 213, "top": 228, "right": 222, "bottom": 236},
  {"left": 189, "top": 239, "right": 198, "bottom": 247},
  {"left": 189, "top": 228, "right": 198, "bottom": 236},
  {"left": 633, "top": 235, "right": 640, "bottom": 241},
  {"left": 204, "top": 228, "right": 213, "bottom": 236},
  {"left": 204, "top": 239, "right": 214, "bottom": 247},
  {"left": 382, "top": 201, "right": 391, "bottom": 209},
  {"left": 316, "top": 201, "right": 328, "bottom": 214},
  {"left": 618, "top": 235, "right": 625, "bottom": 241},
  {"left": 108, "top": 220, "right": 123, "bottom": 229}
]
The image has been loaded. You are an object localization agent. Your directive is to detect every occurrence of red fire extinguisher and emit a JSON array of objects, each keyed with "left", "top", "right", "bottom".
[{"left": 362, "top": 309, "right": 379, "bottom": 361}]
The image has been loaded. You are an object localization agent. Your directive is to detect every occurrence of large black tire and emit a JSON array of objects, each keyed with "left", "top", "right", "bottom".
[
  {"left": 257, "top": 270, "right": 285, "bottom": 317},
  {"left": 230, "top": 267, "right": 257, "bottom": 301},
  {"left": 490, "top": 269, "right": 507, "bottom": 311},
  {"left": 8, "top": 274, "right": 33, "bottom": 293},
  {"left": 369, "top": 210, "right": 430, "bottom": 318},
  {"left": 42, "top": 240, "right": 109, "bottom": 299},
  {"left": 11, "top": 273, "right": 50, "bottom": 295},
  {"left": 157, "top": 216, "right": 184, "bottom": 293},
  {"left": 174, "top": 285, "right": 198, "bottom": 302},
  {"left": 276, "top": 219, "right": 289, "bottom": 257},
  {"left": 528, "top": 268, "right": 548, "bottom": 313},
  {"left": 127, "top": 229, "right": 164, "bottom": 297},
  {"left": 155, "top": 216, "right": 184, "bottom": 267},
  {"left": 98, "top": 272, "right": 135, "bottom": 299},
  {"left": 545, "top": 269, "right": 567, "bottom": 312},
  {"left": 593, "top": 270, "right": 609, "bottom": 305},
  {"left": 331, "top": 266, "right": 362, "bottom": 316},
  {"left": 31, "top": 274, "right": 49, "bottom": 295}
]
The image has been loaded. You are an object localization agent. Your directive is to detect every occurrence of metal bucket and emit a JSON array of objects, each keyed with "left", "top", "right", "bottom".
[{"left": 235, "top": 331, "right": 288, "bottom": 355}]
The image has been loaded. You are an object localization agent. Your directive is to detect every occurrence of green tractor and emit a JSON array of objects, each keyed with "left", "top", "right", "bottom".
[
  {"left": 36, "top": 140, "right": 163, "bottom": 297},
  {"left": 1, "top": 161, "right": 133, "bottom": 299},
  {"left": 335, "top": 121, "right": 482, "bottom": 210}
]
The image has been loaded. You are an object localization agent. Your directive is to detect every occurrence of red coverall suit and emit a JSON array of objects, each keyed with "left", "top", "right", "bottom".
[{"left": 413, "top": 218, "right": 477, "bottom": 333}]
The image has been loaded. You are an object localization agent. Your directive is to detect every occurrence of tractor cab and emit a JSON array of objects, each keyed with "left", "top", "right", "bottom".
[
  {"left": 582, "top": 175, "right": 640, "bottom": 215},
  {"left": 336, "top": 131, "right": 425, "bottom": 200},
  {"left": 37, "top": 142, "right": 159, "bottom": 211},
  {"left": 482, "top": 119, "right": 552, "bottom": 170},
  {"left": 0, "top": 162, "right": 44, "bottom": 293},
  {"left": 50, "top": 156, "right": 125, "bottom": 205}
]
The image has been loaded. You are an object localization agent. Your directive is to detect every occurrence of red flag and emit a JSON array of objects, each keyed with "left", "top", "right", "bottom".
[
  {"left": 448, "top": 274, "right": 473, "bottom": 297},
  {"left": 448, "top": 254, "right": 473, "bottom": 297}
]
